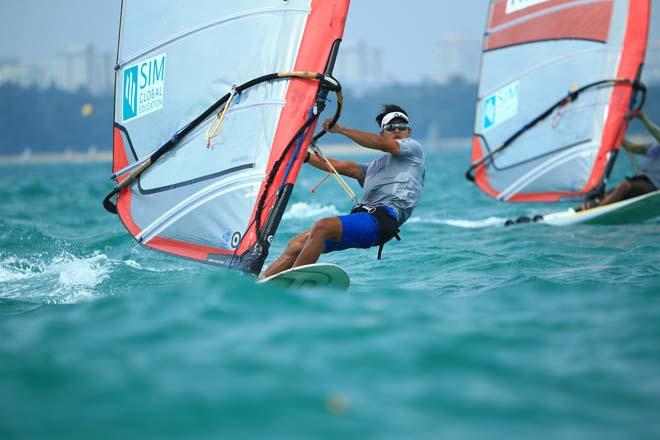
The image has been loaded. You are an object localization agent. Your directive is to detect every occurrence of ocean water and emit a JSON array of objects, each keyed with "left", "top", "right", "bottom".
[{"left": 1, "top": 146, "right": 659, "bottom": 439}]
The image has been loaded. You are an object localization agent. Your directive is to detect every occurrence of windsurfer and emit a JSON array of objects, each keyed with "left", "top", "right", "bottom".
[
  {"left": 583, "top": 110, "right": 660, "bottom": 209},
  {"left": 261, "top": 105, "right": 425, "bottom": 278}
]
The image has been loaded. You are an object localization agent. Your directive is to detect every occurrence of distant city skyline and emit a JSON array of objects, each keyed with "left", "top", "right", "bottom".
[
  {"left": 1, "top": 1, "right": 659, "bottom": 86},
  {"left": 0, "top": 45, "right": 115, "bottom": 95}
]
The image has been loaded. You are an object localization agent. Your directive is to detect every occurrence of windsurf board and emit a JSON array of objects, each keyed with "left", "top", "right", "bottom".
[
  {"left": 506, "top": 190, "right": 660, "bottom": 226},
  {"left": 258, "top": 263, "right": 350, "bottom": 290}
]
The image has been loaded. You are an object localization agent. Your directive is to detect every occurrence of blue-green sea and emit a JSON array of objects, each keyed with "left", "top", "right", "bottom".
[{"left": 1, "top": 146, "right": 659, "bottom": 439}]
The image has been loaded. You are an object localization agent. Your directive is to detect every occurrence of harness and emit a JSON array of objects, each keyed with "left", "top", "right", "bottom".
[{"left": 350, "top": 204, "right": 401, "bottom": 259}]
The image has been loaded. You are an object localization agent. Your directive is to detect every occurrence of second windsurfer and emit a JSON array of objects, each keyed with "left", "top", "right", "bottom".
[{"left": 583, "top": 110, "right": 660, "bottom": 209}]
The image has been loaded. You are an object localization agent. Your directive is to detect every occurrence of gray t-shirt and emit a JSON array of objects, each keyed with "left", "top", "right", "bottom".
[
  {"left": 358, "top": 138, "right": 425, "bottom": 224},
  {"left": 641, "top": 142, "right": 660, "bottom": 189}
]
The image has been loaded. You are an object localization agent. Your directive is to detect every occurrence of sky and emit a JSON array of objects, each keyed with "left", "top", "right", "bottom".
[{"left": 1, "top": 1, "right": 659, "bottom": 83}]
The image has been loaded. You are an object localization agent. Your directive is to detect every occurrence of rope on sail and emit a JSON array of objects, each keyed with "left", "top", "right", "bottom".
[
  {"left": 309, "top": 142, "right": 357, "bottom": 203},
  {"left": 205, "top": 85, "right": 238, "bottom": 148}
]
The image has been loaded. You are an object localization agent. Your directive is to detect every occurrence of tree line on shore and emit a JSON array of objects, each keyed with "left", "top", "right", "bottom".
[{"left": 0, "top": 78, "right": 657, "bottom": 154}]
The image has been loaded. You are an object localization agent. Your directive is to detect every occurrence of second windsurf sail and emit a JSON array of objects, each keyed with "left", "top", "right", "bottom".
[{"left": 467, "top": 0, "right": 650, "bottom": 203}]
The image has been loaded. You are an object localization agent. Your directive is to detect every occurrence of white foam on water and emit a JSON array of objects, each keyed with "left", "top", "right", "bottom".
[
  {"left": 53, "top": 253, "right": 108, "bottom": 286},
  {"left": 0, "top": 252, "right": 111, "bottom": 304},
  {"left": 443, "top": 217, "right": 508, "bottom": 229},
  {"left": 124, "top": 259, "right": 142, "bottom": 269},
  {"left": 0, "top": 256, "right": 38, "bottom": 282},
  {"left": 44, "top": 252, "right": 110, "bottom": 303},
  {"left": 124, "top": 258, "right": 185, "bottom": 273},
  {"left": 283, "top": 202, "right": 340, "bottom": 220},
  {"left": 407, "top": 216, "right": 506, "bottom": 229}
]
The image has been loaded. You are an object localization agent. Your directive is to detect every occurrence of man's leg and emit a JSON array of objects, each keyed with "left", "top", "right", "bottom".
[
  {"left": 260, "top": 231, "right": 310, "bottom": 279},
  {"left": 293, "top": 217, "right": 342, "bottom": 268},
  {"left": 600, "top": 178, "right": 654, "bottom": 206},
  {"left": 624, "top": 178, "right": 656, "bottom": 198},
  {"left": 599, "top": 180, "right": 632, "bottom": 206}
]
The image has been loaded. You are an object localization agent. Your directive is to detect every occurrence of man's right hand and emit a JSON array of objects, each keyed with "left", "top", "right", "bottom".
[{"left": 323, "top": 118, "right": 342, "bottom": 133}]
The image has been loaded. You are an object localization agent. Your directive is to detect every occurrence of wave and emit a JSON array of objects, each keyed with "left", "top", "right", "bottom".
[
  {"left": 407, "top": 216, "right": 506, "bottom": 229},
  {"left": 122, "top": 258, "right": 190, "bottom": 273},
  {"left": 282, "top": 207, "right": 507, "bottom": 229},
  {"left": 0, "top": 256, "right": 36, "bottom": 282},
  {"left": 282, "top": 202, "right": 340, "bottom": 220},
  {"left": 0, "top": 251, "right": 111, "bottom": 304}
]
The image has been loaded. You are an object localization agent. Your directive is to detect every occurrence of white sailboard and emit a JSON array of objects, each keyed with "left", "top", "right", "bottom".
[
  {"left": 541, "top": 190, "right": 660, "bottom": 226},
  {"left": 103, "top": 1, "right": 351, "bottom": 277},
  {"left": 467, "top": 0, "right": 650, "bottom": 204},
  {"left": 258, "top": 263, "right": 350, "bottom": 290}
]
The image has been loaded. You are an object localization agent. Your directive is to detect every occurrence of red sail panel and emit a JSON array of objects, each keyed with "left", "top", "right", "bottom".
[
  {"left": 470, "top": 136, "right": 499, "bottom": 199},
  {"left": 238, "top": 0, "right": 350, "bottom": 255},
  {"left": 583, "top": 0, "right": 650, "bottom": 195},
  {"left": 486, "top": 0, "right": 613, "bottom": 51}
]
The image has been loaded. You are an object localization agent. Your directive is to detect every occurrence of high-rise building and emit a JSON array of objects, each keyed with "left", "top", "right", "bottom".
[
  {"left": 642, "top": 39, "right": 660, "bottom": 84},
  {"left": 53, "top": 45, "right": 114, "bottom": 95},
  {"left": 433, "top": 34, "right": 481, "bottom": 84},
  {"left": 333, "top": 41, "right": 384, "bottom": 93},
  {"left": 0, "top": 58, "right": 49, "bottom": 89}
]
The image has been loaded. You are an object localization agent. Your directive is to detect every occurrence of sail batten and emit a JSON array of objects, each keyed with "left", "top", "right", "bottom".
[
  {"left": 137, "top": 172, "right": 265, "bottom": 245},
  {"left": 116, "top": 6, "right": 313, "bottom": 68}
]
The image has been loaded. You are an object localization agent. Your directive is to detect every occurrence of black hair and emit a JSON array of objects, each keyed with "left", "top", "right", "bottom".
[{"left": 375, "top": 104, "right": 408, "bottom": 127}]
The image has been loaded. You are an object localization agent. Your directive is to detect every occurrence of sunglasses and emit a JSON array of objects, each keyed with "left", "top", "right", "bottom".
[{"left": 383, "top": 123, "right": 410, "bottom": 132}]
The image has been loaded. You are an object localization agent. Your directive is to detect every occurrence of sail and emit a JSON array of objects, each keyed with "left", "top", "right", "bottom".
[
  {"left": 468, "top": 0, "right": 649, "bottom": 203},
  {"left": 109, "top": 0, "right": 350, "bottom": 275}
]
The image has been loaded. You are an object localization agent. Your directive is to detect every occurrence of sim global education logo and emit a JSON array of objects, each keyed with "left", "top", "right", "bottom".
[
  {"left": 122, "top": 53, "right": 166, "bottom": 122},
  {"left": 483, "top": 81, "right": 520, "bottom": 131}
]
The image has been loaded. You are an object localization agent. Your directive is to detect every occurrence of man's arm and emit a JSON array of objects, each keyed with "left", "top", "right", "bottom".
[
  {"left": 323, "top": 120, "right": 400, "bottom": 155},
  {"left": 306, "top": 151, "right": 364, "bottom": 181},
  {"left": 622, "top": 137, "right": 648, "bottom": 155},
  {"left": 637, "top": 111, "right": 660, "bottom": 143}
]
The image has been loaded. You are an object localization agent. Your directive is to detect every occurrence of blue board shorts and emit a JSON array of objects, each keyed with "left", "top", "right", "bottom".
[{"left": 323, "top": 206, "right": 397, "bottom": 253}]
